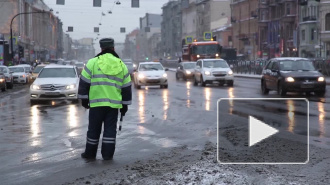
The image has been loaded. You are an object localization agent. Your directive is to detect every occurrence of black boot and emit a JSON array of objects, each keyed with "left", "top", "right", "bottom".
[{"left": 81, "top": 152, "right": 96, "bottom": 160}]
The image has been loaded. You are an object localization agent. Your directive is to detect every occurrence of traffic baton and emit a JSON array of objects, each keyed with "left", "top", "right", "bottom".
[{"left": 117, "top": 114, "right": 123, "bottom": 135}]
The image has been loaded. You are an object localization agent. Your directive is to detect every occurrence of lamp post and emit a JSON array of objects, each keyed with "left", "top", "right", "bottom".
[{"left": 10, "top": 9, "right": 53, "bottom": 61}]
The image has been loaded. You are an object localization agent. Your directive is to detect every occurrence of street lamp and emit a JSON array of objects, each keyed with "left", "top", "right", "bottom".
[{"left": 10, "top": 9, "right": 53, "bottom": 61}]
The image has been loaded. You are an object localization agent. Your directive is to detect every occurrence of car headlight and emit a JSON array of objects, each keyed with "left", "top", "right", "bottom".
[
  {"left": 133, "top": 64, "right": 137, "bottom": 68},
  {"left": 204, "top": 71, "right": 211, "bottom": 76},
  {"left": 163, "top": 73, "right": 167, "bottom": 78},
  {"left": 66, "top": 84, "right": 76, "bottom": 89},
  {"left": 31, "top": 85, "right": 40, "bottom": 90},
  {"left": 185, "top": 70, "right": 192, "bottom": 74},
  {"left": 318, "top": 77, "right": 325, "bottom": 82},
  {"left": 216, "top": 53, "right": 219, "bottom": 57},
  {"left": 228, "top": 70, "right": 233, "bottom": 75},
  {"left": 0, "top": 79, "right": 4, "bottom": 83},
  {"left": 197, "top": 55, "right": 200, "bottom": 58},
  {"left": 285, "top": 77, "right": 295, "bottom": 82},
  {"left": 138, "top": 74, "right": 145, "bottom": 79}
]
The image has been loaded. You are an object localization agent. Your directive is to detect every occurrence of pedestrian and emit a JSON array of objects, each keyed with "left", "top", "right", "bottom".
[{"left": 78, "top": 38, "right": 132, "bottom": 160}]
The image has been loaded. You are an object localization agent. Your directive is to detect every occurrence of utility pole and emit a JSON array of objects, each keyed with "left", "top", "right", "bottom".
[{"left": 10, "top": 9, "right": 53, "bottom": 62}]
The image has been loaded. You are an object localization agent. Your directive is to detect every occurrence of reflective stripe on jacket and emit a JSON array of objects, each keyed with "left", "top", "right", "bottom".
[{"left": 78, "top": 53, "right": 132, "bottom": 108}]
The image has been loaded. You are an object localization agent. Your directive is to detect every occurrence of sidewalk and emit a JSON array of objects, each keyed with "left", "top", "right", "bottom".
[{"left": 234, "top": 73, "right": 330, "bottom": 85}]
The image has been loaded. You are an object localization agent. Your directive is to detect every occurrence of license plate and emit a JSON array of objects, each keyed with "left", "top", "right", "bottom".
[
  {"left": 45, "top": 92, "right": 60, "bottom": 95},
  {"left": 300, "top": 83, "right": 314, "bottom": 88}
]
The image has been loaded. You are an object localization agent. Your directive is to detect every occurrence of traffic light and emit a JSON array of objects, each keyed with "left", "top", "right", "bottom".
[
  {"left": 146, "top": 57, "right": 149, "bottom": 61},
  {"left": 18, "top": 46, "right": 24, "bottom": 58}
]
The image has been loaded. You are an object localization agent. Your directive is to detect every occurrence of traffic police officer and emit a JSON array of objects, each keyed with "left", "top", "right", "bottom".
[{"left": 78, "top": 38, "right": 132, "bottom": 160}]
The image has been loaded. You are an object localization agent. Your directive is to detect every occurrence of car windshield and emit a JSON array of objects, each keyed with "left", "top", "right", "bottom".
[
  {"left": 139, "top": 64, "right": 164, "bottom": 71},
  {"left": 279, "top": 60, "right": 316, "bottom": 71},
  {"left": 192, "top": 45, "right": 220, "bottom": 55},
  {"left": 9, "top": 67, "right": 24, "bottom": 73},
  {"left": 33, "top": 66, "right": 45, "bottom": 73},
  {"left": 0, "top": 67, "right": 7, "bottom": 73},
  {"left": 183, "top": 63, "right": 196, "bottom": 69},
  {"left": 203, "top": 60, "right": 229, "bottom": 68},
  {"left": 75, "top": 63, "right": 84, "bottom": 67},
  {"left": 125, "top": 63, "right": 133, "bottom": 71},
  {"left": 38, "top": 68, "right": 77, "bottom": 78}
]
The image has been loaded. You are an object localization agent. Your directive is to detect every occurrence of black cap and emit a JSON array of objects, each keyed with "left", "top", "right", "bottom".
[{"left": 99, "top": 38, "right": 114, "bottom": 49}]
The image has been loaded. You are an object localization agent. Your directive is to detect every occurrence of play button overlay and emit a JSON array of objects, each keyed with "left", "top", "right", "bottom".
[
  {"left": 249, "top": 116, "right": 279, "bottom": 147},
  {"left": 217, "top": 98, "right": 309, "bottom": 164}
]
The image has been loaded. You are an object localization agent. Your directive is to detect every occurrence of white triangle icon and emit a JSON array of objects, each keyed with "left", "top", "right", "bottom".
[{"left": 249, "top": 116, "right": 279, "bottom": 147}]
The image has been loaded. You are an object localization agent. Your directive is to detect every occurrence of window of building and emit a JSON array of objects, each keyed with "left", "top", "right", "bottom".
[
  {"left": 311, "top": 28, "right": 314, "bottom": 40},
  {"left": 286, "top": 3, "right": 291, "bottom": 15},
  {"left": 326, "top": 13, "right": 330, "bottom": 31},
  {"left": 302, "top": 30, "right": 305, "bottom": 41}
]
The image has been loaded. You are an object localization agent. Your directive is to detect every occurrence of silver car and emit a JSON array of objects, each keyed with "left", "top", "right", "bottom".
[{"left": 0, "top": 66, "right": 14, "bottom": 89}]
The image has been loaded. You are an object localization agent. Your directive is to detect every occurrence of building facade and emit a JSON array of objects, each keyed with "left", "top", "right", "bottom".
[
  {"left": 0, "top": 0, "right": 63, "bottom": 64},
  {"left": 161, "top": 0, "right": 182, "bottom": 58},
  {"left": 231, "top": 0, "right": 259, "bottom": 60},
  {"left": 320, "top": 0, "right": 330, "bottom": 58},
  {"left": 298, "top": 1, "right": 319, "bottom": 58}
]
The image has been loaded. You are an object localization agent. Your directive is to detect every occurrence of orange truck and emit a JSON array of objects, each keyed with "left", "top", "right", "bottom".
[{"left": 182, "top": 41, "right": 222, "bottom": 61}]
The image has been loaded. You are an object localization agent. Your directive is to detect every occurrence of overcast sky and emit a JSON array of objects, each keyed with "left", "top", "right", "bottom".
[{"left": 43, "top": 0, "right": 169, "bottom": 46}]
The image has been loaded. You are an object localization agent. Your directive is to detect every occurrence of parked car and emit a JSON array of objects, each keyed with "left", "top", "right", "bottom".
[
  {"left": 74, "top": 62, "right": 85, "bottom": 75},
  {"left": 261, "top": 57, "right": 326, "bottom": 96},
  {"left": 193, "top": 59, "right": 234, "bottom": 87},
  {"left": 0, "top": 66, "right": 14, "bottom": 89},
  {"left": 123, "top": 61, "right": 134, "bottom": 76},
  {"left": 31, "top": 65, "right": 46, "bottom": 81},
  {"left": 176, "top": 62, "right": 196, "bottom": 80},
  {"left": 133, "top": 62, "right": 169, "bottom": 89},
  {"left": 30, "top": 65, "right": 80, "bottom": 104},
  {"left": 8, "top": 66, "right": 31, "bottom": 84},
  {"left": 0, "top": 72, "right": 6, "bottom": 91}
]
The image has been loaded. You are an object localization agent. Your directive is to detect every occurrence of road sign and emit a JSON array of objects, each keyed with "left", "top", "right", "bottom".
[
  {"left": 186, "top": 36, "right": 193, "bottom": 44},
  {"left": 93, "top": 0, "right": 101, "bottom": 7},
  {"left": 56, "top": 0, "right": 65, "bottom": 5},
  {"left": 204, "top": 32, "right": 212, "bottom": 40},
  {"left": 94, "top": 27, "right": 99, "bottom": 33},
  {"left": 132, "top": 0, "right": 139, "bottom": 8},
  {"left": 120, "top": 27, "right": 126, "bottom": 33}
]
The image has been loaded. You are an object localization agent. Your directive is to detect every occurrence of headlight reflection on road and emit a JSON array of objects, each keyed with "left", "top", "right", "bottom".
[
  {"left": 68, "top": 105, "right": 77, "bottom": 128},
  {"left": 186, "top": 81, "right": 191, "bottom": 108},
  {"left": 228, "top": 88, "right": 234, "bottom": 114},
  {"left": 138, "top": 91, "right": 145, "bottom": 123},
  {"left": 287, "top": 100, "right": 295, "bottom": 133},
  {"left": 318, "top": 102, "right": 325, "bottom": 138},
  {"left": 204, "top": 88, "right": 211, "bottom": 111},
  {"left": 30, "top": 106, "right": 41, "bottom": 146},
  {"left": 163, "top": 90, "right": 169, "bottom": 120}
]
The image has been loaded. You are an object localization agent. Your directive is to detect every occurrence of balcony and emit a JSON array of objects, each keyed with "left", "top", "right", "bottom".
[
  {"left": 251, "top": 11, "right": 258, "bottom": 18},
  {"left": 282, "top": 14, "right": 296, "bottom": 22},
  {"left": 238, "top": 34, "right": 249, "bottom": 40},
  {"left": 302, "top": 16, "right": 317, "bottom": 22}
]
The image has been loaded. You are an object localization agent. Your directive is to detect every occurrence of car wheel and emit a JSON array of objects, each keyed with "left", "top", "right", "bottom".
[
  {"left": 201, "top": 76, "right": 206, "bottom": 87},
  {"left": 227, "top": 81, "right": 234, "bottom": 87},
  {"left": 261, "top": 80, "right": 269, "bottom": 95},
  {"left": 193, "top": 76, "right": 198, "bottom": 86},
  {"left": 176, "top": 73, "right": 179, "bottom": 80},
  {"left": 315, "top": 90, "right": 326, "bottom": 97},
  {"left": 278, "top": 82, "right": 286, "bottom": 96},
  {"left": 1, "top": 82, "right": 6, "bottom": 92},
  {"left": 183, "top": 75, "right": 187, "bottom": 81},
  {"left": 163, "top": 84, "right": 168, "bottom": 89}
]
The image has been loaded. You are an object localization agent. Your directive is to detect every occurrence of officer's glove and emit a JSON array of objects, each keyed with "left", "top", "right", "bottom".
[
  {"left": 120, "top": 104, "right": 128, "bottom": 116},
  {"left": 81, "top": 99, "right": 90, "bottom": 109}
]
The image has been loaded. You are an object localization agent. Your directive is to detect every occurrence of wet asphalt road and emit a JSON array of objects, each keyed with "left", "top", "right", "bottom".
[{"left": 0, "top": 72, "right": 329, "bottom": 185}]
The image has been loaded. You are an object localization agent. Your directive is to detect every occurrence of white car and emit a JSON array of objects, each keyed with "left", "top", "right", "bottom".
[
  {"left": 29, "top": 65, "right": 79, "bottom": 104},
  {"left": 193, "top": 59, "right": 234, "bottom": 87},
  {"left": 8, "top": 66, "right": 31, "bottom": 84},
  {"left": 134, "top": 62, "right": 168, "bottom": 89}
]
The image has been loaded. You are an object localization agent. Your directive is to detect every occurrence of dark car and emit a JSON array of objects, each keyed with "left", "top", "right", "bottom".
[
  {"left": 0, "top": 72, "right": 6, "bottom": 92},
  {"left": 261, "top": 58, "right": 326, "bottom": 96},
  {"left": 176, "top": 62, "right": 196, "bottom": 80}
]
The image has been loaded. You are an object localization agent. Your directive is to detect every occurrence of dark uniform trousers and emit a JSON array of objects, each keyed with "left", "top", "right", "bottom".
[{"left": 84, "top": 106, "right": 118, "bottom": 158}]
